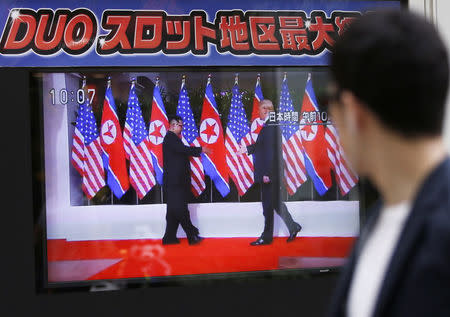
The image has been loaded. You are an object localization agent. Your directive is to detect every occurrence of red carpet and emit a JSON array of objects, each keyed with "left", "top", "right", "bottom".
[{"left": 47, "top": 237, "right": 355, "bottom": 281}]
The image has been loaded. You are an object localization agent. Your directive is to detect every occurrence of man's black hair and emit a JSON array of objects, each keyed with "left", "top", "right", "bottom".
[
  {"left": 168, "top": 115, "right": 183, "bottom": 125},
  {"left": 331, "top": 9, "right": 449, "bottom": 137}
]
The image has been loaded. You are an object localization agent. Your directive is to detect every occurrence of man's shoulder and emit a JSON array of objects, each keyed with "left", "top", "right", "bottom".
[
  {"left": 163, "top": 131, "right": 176, "bottom": 143},
  {"left": 422, "top": 200, "right": 450, "bottom": 250},
  {"left": 411, "top": 158, "right": 450, "bottom": 265},
  {"left": 399, "top": 201, "right": 450, "bottom": 310},
  {"left": 416, "top": 158, "right": 450, "bottom": 232},
  {"left": 259, "top": 123, "right": 278, "bottom": 136}
]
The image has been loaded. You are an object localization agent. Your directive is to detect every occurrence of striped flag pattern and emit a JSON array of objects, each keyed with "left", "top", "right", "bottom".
[
  {"left": 325, "top": 124, "right": 358, "bottom": 195},
  {"left": 279, "top": 76, "right": 307, "bottom": 195},
  {"left": 100, "top": 84, "right": 130, "bottom": 198},
  {"left": 244, "top": 75, "right": 264, "bottom": 145},
  {"left": 198, "top": 76, "right": 230, "bottom": 197},
  {"left": 123, "top": 80, "right": 156, "bottom": 199},
  {"left": 71, "top": 93, "right": 105, "bottom": 199},
  {"left": 176, "top": 79, "right": 206, "bottom": 197},
  {"left": 300, "top": 74, "right": 333, "bottom": 195},
  {"left": 225, "top": 78, "right": 254, "bottom": 196},
  {"left": 148, "top": 82, "right": 169, "bottom": 185}
]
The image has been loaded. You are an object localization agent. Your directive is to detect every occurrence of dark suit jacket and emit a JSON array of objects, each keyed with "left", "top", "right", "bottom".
[
  {"left": 329, "top": 157, "right": 450, "bottom": 317},
  {"left": 247, "top": 124, "right": 281, "bottom": 183},
  {"left": 162, "top": 131, "right": 201, "bottom": 187}
]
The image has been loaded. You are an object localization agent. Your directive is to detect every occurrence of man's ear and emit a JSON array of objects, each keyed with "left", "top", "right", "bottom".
[{"left": 340, "top": 91, "right": 368, "bottom": 134}]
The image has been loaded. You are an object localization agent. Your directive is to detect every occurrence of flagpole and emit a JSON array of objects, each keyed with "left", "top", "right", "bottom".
[
  {"left": 336, "top": 177, "right": 339, "bottom": 200},
  {"left": 182, "top": 74, "right": 186, "bottom": 205},
  {"left": 154, "top": 76, "right": 164, "bottom": 204},
  {"left": 82, "top": 75, "right": 92, "bottom": 207},
  {"left": 210, "top": 178, "right": 213, "bottom": 202},
  {"left": 235, "top": 73, "right": 241, "bottom": 203},
  {"left": 207, "top": 74, "right": 213, "bottom": 203},
  {"left": 130, "top": 77, "right": 140, "bottom": 205},
  {"left": 305, "top": 73, "right": 315, "bottom": 201},
  {"left": 258, "top": 73, "right": 263, "bottom": 203},
  {"left": 107, "top": 76, "right": 114, "bottom": 205},
  {"left": 311, "top": 93, "right": 314, "bottom": 198}
]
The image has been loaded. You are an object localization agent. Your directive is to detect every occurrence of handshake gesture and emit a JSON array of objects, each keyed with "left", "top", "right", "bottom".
[
  {"left": 201, "top": 147, "right": 212, "bottom": 155},
  {"left": 236, "top": 144, "right": 247, "bottom": 155}
]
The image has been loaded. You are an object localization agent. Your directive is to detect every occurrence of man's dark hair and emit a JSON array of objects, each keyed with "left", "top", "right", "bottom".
[
  {"left": 331, "top": 10, "right": 449, "bottom": 137},
  {"left": 168, "top": 115, "right": 182, "bottom": 125}
]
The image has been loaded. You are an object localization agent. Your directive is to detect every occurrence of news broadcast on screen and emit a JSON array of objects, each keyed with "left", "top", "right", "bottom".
[{"left": 0, "top": 0, "right": 402, "bottom": 291}]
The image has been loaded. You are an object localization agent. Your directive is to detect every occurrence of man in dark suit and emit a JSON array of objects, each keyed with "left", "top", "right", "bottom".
[
  {"left": 162, "top": 115, "right": 210, "bottom": 245},
  {"left": 327, "top": 10, "right": 450, "bottom": 317},
  {"left": 238, "top": 99, "right": 302, "bottom": 245}
]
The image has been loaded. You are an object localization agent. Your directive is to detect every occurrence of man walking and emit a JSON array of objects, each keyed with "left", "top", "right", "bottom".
[
  {"left": 162, "top": 115, "right": 210, "bottom": 245},
  {"left": 238, "top": 99, "right": 302, "bottom": 245}
]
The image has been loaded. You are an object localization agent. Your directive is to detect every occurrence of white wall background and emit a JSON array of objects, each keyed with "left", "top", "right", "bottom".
[
  {"left": 434, "top": 0, "right": 450, "bottom": 150},
  {"left": 410, "top": 0, "right": 450, "bottom": 150}
]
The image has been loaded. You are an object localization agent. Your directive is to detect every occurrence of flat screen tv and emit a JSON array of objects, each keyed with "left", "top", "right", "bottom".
[
  {"left": 0, "top": 0, "right": 405, "bottom": 294},
  {"left": 30, "top": 67, "right": 360, "bottom": 291}
]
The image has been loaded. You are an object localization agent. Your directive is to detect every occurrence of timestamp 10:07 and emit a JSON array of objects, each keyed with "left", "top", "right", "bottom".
[{"left": 49, "top": 88, "right": 96, "bottom": 105}]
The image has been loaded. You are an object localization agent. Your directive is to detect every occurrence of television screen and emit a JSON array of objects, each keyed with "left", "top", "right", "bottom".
[
  {"left": 0, "top": 0, "right": 403, "bottom": 293},
  {"left": 31, "top": 67, "right": 359, "bottom": 289}
]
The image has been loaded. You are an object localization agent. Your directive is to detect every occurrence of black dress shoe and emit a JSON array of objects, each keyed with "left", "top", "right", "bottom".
[
  {"left": 250, "top": 237, "right": 272, "bottom": 246},
  {"left": 162, "top": 238, "right": 180, "bottom": 245},
  {"left": 287, "top": 223, "right": 302, "bottom": 242},
  {"left": 188, "top": 235, "right": 204, "bottom": 245}
]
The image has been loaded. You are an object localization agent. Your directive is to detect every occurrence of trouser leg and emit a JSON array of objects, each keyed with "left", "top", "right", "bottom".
[
  {"left": 275, "top": 202, "right": 296, "bottom": 233},
  {"left": 272, "top": 180, "right": 297, "bottom": 232},
  {"left": 179, "top": 208, "right": 198, "bottom": 238},
  {"left": 261, "top": 182, "right": 274, "bottom": 241},
  {"left": 163, "top": 206, "right": 180, "bottom": 243},
  {"left": 182, "top": 189, "right": 199, "bottom": 235},
  {"left": 169, "top": 185, "right": 198, "bottom": 239}
]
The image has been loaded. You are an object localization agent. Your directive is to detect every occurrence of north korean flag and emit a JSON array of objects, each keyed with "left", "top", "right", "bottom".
[
  {"left": 250, "top": 74, "right": 264, "bottom": 143},
  {"left": 199, "top": 76, "right": 230, "bottom": 197},
  {"left": 148, "top": 82, "right": 169, "bottom": 185},
  {"left": 100, "top": 83, "right": 130, "bottom": 198},
  {"left": 300, "top": 74, "right": 332, "bottom": 195}
]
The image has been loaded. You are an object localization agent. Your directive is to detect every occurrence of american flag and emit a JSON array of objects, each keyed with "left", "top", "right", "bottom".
[
  {"left": 225, "top": 79, "right": 254, "bottom": 196},
  {"left": 123, "top": 80, "right": 156, "bottom": 199},
  {"left": 325, "top": 123, "right": 358, "bottom": 196},
  {"left": 279, "top": 75, "right": 307, "bottom": 195},
  {"left": 71, "top": 89, "right": 105, "bottom": 199},
  {"left": 176, "top": 79, "right": 206, "bottom": 197}
]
